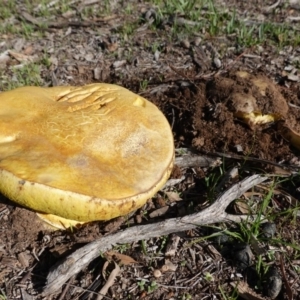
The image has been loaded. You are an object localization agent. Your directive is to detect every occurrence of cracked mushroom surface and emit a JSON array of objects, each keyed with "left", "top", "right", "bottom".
[{"left": 0, "top": 84, "right": 174, "bottom": 228}]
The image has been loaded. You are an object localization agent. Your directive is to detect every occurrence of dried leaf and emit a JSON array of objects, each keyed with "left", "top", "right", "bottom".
[
  {"left": 165, "top": 234, "right": 180, "bottom": 256},
  {"left": 233, "top": 200, "right": 250, "bottom": 214},
  {"left": 149, "top": 206, "right": 169, "bottom": 218},
  {"left": 105, "top": 250, "right": 137, "bottom": 265},
  {"left": 102, "top": 261, "right": 110, "bottom": 280},
  {"left": 206, "top": 244, "right": 222, "bottom": 260},
  {"left": 23, "top": 45, "right": 34, "bottom": 55},
  {"left": 163, "top": 259, "right": 177, "bottom": 272},
  {"left": 272, "top": 166, "right": 293, "bottom": 176},
  {"left": 107, "top": 42, "right": 118, "bottom": 52},
  {"left": 249, "top": 234, "right": 267, "bottom": 256},
  {"left": 97, "top": 261, "right": 120, "bottom": 300},
  {"left": 165, "top": 191, "right": 182, "bottom": 202},
  {"left": 8, "top": 50, "right": 37, "bottom": 63}
]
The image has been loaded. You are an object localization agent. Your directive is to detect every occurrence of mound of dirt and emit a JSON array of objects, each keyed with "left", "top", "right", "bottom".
[{"left": 152, "top": 71, "right": 299, "bottom": 163}]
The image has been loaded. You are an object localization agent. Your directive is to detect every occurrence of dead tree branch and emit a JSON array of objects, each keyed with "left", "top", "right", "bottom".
[{"left": 43, "top": 175, "right": 267, "bottom": 296}]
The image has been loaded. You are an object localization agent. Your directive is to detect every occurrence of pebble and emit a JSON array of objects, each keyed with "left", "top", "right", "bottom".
[
  {"left": 265, "top": 266, "right": 282, "bottom": 298},
  {"left": 213, "top": 57, "right": 222, "bottom": 68},
  {"left": 284, "top": 65, "right": 294, "bottom": 71},
  {"left": 233, "top": 244, "right": 253, "bottom": 271},
  {"left": 194, "top": 37, "right": 202, "bottom": 46},
  {"left": 260, "top": 222, "right": 276, "bottom": 239},
  {"left": 112, "top": 60, "right": 126, "bottom": 68},
  {"left": 287, "top": 73, "right": 299, "bottom": 81},
  {"left": 154, "top": 50, "right": 160, "bottom": 61},
  {"left": 181, "top": 39, "right": 190, "bottom": 49}
]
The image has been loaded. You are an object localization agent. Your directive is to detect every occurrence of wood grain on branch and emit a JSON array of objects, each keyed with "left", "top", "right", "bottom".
[{"left": 43, "top": 175, "right": 267, "bottom": 296}]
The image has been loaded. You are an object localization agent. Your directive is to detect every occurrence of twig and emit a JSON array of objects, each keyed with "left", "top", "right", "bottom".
[
  {"left": 43, "top": 175, "right": 267, "bottom": 296},
  {"left": 19, "top": 10, "right": 109, "bottom": 29},
  {"left": 204, "top": 151, "right": 300, "bottom": 172},
  {"left": 57, "top": 277, "right": 73, "bottom": 300},
  {"left": 263, "top": 0, "right": 282, "bottom": 13},
  {"left": 175, "top": 154, "right": 221, "bottom": 168}
]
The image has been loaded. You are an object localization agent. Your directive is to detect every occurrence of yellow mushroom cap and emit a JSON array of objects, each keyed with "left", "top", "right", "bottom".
[{"left": 0, "top": 84, "right": 174, "bottom": 224}]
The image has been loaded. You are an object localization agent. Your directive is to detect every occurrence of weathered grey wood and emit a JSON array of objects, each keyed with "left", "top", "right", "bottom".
[
  {"left": 43, "top": 175, "right": 267, "bottom": 296},
  {"left": 163, "top": 153, "right": 220, "bottom": 188},
  {"left": 175, "top": 154, "right": 220, "bottom": 168}
]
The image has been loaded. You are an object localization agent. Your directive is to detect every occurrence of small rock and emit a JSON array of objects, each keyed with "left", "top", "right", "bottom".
[
  {"left": 260, "top": 222, "right": 276, "bottom": 239},
  {"left": 77, "top": 65, "right": 86, "bottom": 74},
  {"left": 0, "top": 50, "right": 10, "bottom": 66},
  {"left": 233, "top": 244, "right": 253, "bottom": 271},
  {"left": 287, "top": 73, "right": 299, "bottom": 81},
  {"left": 67, "top": 65, "right": 75, "bottom": 71},
  {"left": 135, "top": 214, "right": 142, "bottom": 223},
  {"left": 181, "top": 39, "right": 190, "bottom": 49},
  {"left": 13, "top": 38, "right": 25, "bottom": 52},
  {"left": 144, "top": 8, "right": 157, "bottom": 22},
  {"left": 49, "top": 56, "right": 58, "bottom": 68},
  {"left": 17, "top": 251, "right": 31, "bottom": 268},
  {"left": 265, "top": 266, "right": 282, "bottom": 299},
  {"left": 154, "top": 50, "right": 160, "bottom": 61},
  {"left": 235, "top": 144, "right": 243, "bottom": 153},
  {"left": 65, "top": 27, "right": 72, "bottom": 36},
  {"left": 85, "top": 53, "right": 94, "bottom": 62},
  {"left": 112, "top": 60, "right": 126, "bottom": 68},
  {"left": 284, "top": 65, "right": 294, "bottom": 71},
  {"left": 62, "top": 10, "right": 76, "bottom": 18},
  {"left": 194, "top": 37, "right": 202, "bottom": 46},
  {"left": 213, "top": 233, "right": 229, "bottom": 244},
  {"left": 213, "top": 57, "right": 222, "bottom": 68},
  {"left": 94, "top": 67, "right": 101, "bottom": 80},
  {"left": 257, "top": 45, "right": 264, "bottom": 53},
  {"left": 209, "top": 228, "right": 230, "bottom": 244}
]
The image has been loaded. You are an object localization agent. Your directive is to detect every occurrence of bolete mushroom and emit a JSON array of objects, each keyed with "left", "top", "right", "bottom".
[
  {"left": 208, "top": 71, "right": 300, "bottom": 151},
  {"left": 233, "top": 72, "right": 300, "bottom": 150},
  {"left": 231, "top": 71, "right": 287, "bottom": 128},
  {"left": 0, "top": 84, "right": 174, "bottom": 229}
]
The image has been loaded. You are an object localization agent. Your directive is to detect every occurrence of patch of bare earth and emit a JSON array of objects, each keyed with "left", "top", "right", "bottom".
[{"left": 0, "top": 1, "right": 300, "bottom": 299}]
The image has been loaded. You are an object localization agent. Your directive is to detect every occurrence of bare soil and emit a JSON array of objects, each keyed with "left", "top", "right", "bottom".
[{"left": 1, "top": 1, "right": 300, "bottom": 299}]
